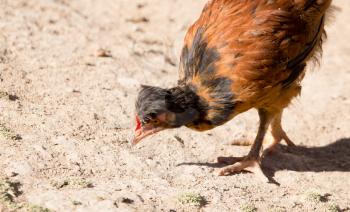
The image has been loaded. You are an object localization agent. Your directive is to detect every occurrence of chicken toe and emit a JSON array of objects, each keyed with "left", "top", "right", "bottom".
[{"left": 218, "top": 159, "right": 269, "bottom": 182}]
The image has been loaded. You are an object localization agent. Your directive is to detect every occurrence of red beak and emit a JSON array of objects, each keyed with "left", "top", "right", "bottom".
[{"left": 132, "top": 116, "right": 164, "bottom": 145}]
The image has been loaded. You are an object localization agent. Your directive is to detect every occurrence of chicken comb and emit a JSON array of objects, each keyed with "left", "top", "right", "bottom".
[{"left": 135, "top": 116, "right": 142, "bottom": 131}]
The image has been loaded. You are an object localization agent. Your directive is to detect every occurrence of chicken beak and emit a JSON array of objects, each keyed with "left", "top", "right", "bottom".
[{"left": 132, "top": 125, "right": 164, "bottom": 145}]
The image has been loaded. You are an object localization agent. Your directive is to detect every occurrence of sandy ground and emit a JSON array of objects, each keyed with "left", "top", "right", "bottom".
[{"left": 0, "top": 0, "right": 349, "bottom": 211}]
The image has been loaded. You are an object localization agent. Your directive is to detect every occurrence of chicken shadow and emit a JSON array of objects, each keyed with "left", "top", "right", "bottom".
[{"left": 178, "top": 138, "right": 350, "bottom": 180}]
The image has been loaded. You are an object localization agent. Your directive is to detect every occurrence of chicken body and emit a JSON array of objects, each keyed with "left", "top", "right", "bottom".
[
  {"left": 180, "top": 0, "right": 330, "bottom": 131},
  {"left": 134, "top": 0, "right": 332, "bottom": 180}
]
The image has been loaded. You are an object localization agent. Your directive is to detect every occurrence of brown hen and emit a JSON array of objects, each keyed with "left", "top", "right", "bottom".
[{"left": 133, "top": 0, "right": 333, "bottom": 181}]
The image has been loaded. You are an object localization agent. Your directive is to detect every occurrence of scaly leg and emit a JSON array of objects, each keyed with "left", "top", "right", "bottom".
[
  {"left": 230, "top": 110, "right": 295, "bottom": 152},
  {"left": 264, "top": 110, "right": 295, "bottom": 154},
  {"left": 218, "top": 109, "right": 274, "bottom": 182}
]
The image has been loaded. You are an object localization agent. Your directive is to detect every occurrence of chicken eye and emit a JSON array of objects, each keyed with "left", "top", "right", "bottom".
[{"left": 152, "top": 119, "right": 160, "bottom": 125}]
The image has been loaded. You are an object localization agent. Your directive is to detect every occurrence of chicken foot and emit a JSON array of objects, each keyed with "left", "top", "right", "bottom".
[{"left": 218, "top": 109, "right": 274, "bottom": 182}]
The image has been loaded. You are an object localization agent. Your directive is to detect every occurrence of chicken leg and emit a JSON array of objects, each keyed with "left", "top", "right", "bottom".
[
  {"left": 218, "top": 109, "right": 274, "bottom": 182},
  {"left": 263, "top": 110, "right": 295, "bottom": 154},
  {"left": 230, "top": 110, "right": 295, "bottom": 151}
]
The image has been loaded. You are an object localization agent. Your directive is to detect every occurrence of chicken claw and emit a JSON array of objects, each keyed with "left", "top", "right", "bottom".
[{"left": 218, "top": 159, "right": 269, "bottom": 183}]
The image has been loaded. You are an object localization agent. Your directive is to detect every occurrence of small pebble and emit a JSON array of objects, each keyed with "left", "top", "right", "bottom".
[
  {"left": 96, "top": 48, "right": 112, "bottom": 57},
  {"left": 117, "top": 197, "right": 134, "bottom": 204}
]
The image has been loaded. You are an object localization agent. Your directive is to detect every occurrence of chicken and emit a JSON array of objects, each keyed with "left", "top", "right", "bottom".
[{"left": 133, "top": 0, "right": 332, "bottom": 181}]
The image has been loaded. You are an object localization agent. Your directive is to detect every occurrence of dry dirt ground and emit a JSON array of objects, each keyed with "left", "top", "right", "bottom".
[{"left": 0, "top": 0, "right": 350, "bottom": 211}]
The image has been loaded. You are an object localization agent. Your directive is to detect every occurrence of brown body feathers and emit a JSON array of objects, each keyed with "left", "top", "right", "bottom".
[{"left": 179, "top": 0, "right": 331, "bottom": 131}]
